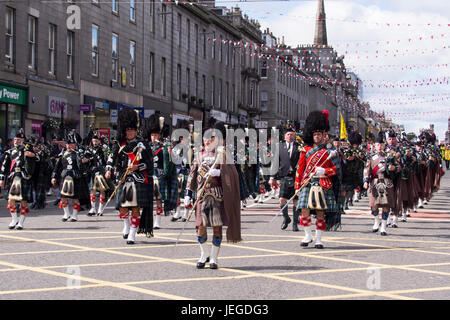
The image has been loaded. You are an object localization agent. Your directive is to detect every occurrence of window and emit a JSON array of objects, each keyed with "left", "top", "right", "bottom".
[
  {"left": 187, "top": 19, "right": 191, "bottom": 51},
  {"left": 260, "top": 91, "right": 268, "bottom": 111},
  {"left": 28, "top": 15, "right": 37, "bottom": 70},
  {"left": 202, "top": 75, "right": 206, "bottom": 103},
  {"left": 162, "top": 4, "right": 167, "bottom": 39},
  {"left": 261, "top": 60, "right": 268, "bottom": 78},
  {"left": 225, "top": 82, "right": 229, "bottom": 110},
  {"left": 178, "top": 14, "right": 182, "bottom": 47},
  {"left": 202, "top": 29, "right": 206, "bottom": 59},
  {"left": 112, "top": 0, "right": 118, "bottom": 13},
  {"left": 49, "top": 24, "right": 56, "bottom": 75},
  {"left": 211, "top": 31, "right": 215, "bottom": 60},
  {"left": 149, "top": 52, "right": 155, "bottom": 92},
  {"left": 249, "top": 81, "right": 255, "bottom": 107},
  {"left": 232, "top": 84, "right": 236, "bottom": 112},
  {"left": 91, "top": 25, "right": 99, "bottom": 76},
  {"left": 218, "top": 79, "right": 222, "bottom": 109},
  {"left": 232, "top": 47, "right": 236, "bottom": 69},
  {"left": 194, "top": 71, "right": 198, "bottom": 98},
  {"left": 211, "top": 76, "right": 215, "bottom": 106},
  {"left": 161, "top": 57, "right": 166, "bottom": 96},
  {"left": 112, "top": 33, "right": 118, "bottom": 82},
  {"left": 150, "top": 0, "right": 155, "bottom": 33},
  {"left": 195, "top": 24, "right": 199, "bottom": 55},
  {"left": 186, "top": 68, "right": 190, "bottom": 96},
  {"left": 67, "top": 30, "right": 74, "bottom": 79},
  {"left": 5, "top": 7, "right": 14, "bottom": 64},
  {"left": 130, "top": 0, "right": 136, "bottom": 21},
  {"left": 130, "top": 41, "right": 136, "bottom": 87},
  {"left": 218, "top": 36, "right": 222, "bottom": 63},
  {"left": 225, "top": 43, "right": 229, "bottom": 66},
  {"left": 177, "top": 64, "right": 182, "bottom": 100}
]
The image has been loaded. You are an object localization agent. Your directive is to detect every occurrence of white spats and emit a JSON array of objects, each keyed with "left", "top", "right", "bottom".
[
  {"left": 122, "top": 218, "right": 131, "bottom": 237},
  {"left": 380, "top": 220, "right": 388, "bottom": 236},
  {"left": 127, "top": 226, "right": 137, "bottom": 243},
  {"left": 16, "top": 214, "right": 26, "bottom": 230},
  {"left": 8, "top": 212, "right": 18, "bottom": 229},
  {"left": 301, "top": 225, "right": 313, "bottom": 245},
  {"left": 210, "top": 244, "right": 220, "bottom": 266},
  {"left": 154, "top": 214, "right": 161, "bottom": 229},
  {"left": 372, "top": 216, "right": 380, "bottom": 232},
  {"left": 62, "top": 206, "right": 71, "bottom": 221}
]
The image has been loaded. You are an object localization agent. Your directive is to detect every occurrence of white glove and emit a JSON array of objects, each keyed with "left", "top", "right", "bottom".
[
  {"left": 315, "top": 167, "right": 326, "bottom": 176},
  {"left": 378, "top": 165, "right": 385, "bottom": 173},
  {"left": 208, "top": 168, "right": 221, "bottom": 177},
  {"left": 184, "top": 196, "right": 191, "bottom": 207}
]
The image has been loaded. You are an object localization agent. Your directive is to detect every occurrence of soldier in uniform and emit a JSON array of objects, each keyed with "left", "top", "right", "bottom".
[
  {"left": 363, "top": 133, "right": 398, "bottom": 235},
  {"left": 295, "top": 111, "right": 338, "bottom": 249},
  {"left": 145, "top": 114, "right": 170, "bottom": 230},
  {"left": 0, "top": 130, "right": 37, "bottom": 230},
  {"left": 51, "top": 130, "right": 90, "bottom": 222},
  {"left": 86, "top": 132, "right": 109, "bottom": 216},
  {"left": 184, "top": 120, "right": 241, "bottom": 269},
  {"left": 105, "top": 107, "right": 153, "bottom": 244},
  {"left": 171, "top": 135, "right": 191, "bottom": 222}
]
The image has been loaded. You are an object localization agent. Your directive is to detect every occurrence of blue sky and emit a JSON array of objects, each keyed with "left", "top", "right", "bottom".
[{"left": 218, "top": 0, "right": 450, "bottom": 141}]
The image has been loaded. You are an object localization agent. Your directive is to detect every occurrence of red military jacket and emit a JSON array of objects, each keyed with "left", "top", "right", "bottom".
[{"left": 295, "top": 144, "right": 337, "bottom": 191}]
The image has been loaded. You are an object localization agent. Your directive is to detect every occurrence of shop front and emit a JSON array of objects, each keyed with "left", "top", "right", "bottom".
[{"left": 0, "top": 83, "right": 27, "bottom": 141}]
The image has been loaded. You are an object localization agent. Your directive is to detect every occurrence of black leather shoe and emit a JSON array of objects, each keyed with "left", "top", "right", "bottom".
[
  {"left": 315, "top": 244, "right": 324, "bottom": 249},
  {"left": 126, "top": 240, "right": 135, "bottom": 245},
  {"left": 372, "top": 228, "right": 379, "bottom": 232},
  {"left": 62, "top": 218, "right": 68, "bottom": 222},
  {"left": 181, "top": 218, "right": 187, "bottom": 222},
  {"left": 300, "top": 240, "right": 312, "bottom": 247},
  {"left": 15, "top": 226, "right": 23, "bottom": 230},
  {"left": 123, "top": 234, "right": 129, "bottom": 239},
  {"left": 381, "top": 231, "right": 387, "bottom": 236},
  {"left": 171, "top": 217, "right": 180, "bottom": 222},
  {"left": 281, "top": 217, "right": 291, "bottom": 230},
  {"left": 210, "top": 263, "right": 218, "bottom": 269},
  {"left": 392, "top": 224, "right": 398, "bottom": 228},
  {"left": 196, "top": 257, "right": 210, "bottom": 269},
  {"left": 292, "top": 224, "right": 299, "bottom": 232}
]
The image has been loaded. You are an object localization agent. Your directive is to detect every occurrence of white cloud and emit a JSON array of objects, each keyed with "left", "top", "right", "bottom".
[{"left": 223, "top": 0, "right": 450, "bottom": 140}]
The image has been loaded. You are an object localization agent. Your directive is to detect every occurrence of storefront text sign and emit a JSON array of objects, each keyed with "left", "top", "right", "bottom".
[
  {"left": 0, "top": 85, "right": 27, "bottom": 105},
  {"left": 48, "top": 96, "right": 68, "bottom": 119},
  {"left": 79, "top": 105, "right": 91, "bottom": 112}
]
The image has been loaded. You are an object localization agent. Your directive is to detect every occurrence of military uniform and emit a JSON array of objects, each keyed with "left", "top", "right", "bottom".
[{"left": 0, "top": 131, "right": 37, "bottom": 229}]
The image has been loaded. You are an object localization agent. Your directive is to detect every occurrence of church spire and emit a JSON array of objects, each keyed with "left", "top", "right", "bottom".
[{"left": 314, "top": 0, "right": 328, "bottom": 46}]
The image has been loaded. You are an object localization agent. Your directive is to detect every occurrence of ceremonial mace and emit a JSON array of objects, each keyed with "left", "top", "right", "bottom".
[
  {"left": 269, "top": 149, "right": 337, "bottom": 223},
  {"left": 175, "top": 146, "right": 225, "bottom": 246}
]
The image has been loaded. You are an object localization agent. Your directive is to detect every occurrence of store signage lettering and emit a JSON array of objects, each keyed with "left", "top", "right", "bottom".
[
  {"left": 48, "top": 96, "right": 68, "bottom": 119},
  {"left": 0, "top": 85, "right": 27, "bottom": 105}
]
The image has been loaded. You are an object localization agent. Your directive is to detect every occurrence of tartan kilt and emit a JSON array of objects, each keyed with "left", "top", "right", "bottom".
[
  {"left": 153, "top": 175, "right": 167, "bottom": 201},
  {"left": 297, "top": 183, "right": 337, "bottom": 213},
  {"left": 7, "top": 177, "right": 33, "bottom": 203},
  {"left": 279, "top": 176, "right": 297, "bottom": 199},
  {"left": 115, "top": 181, "right": 152, "bottom": 209},
  {"left": 165, "top": 173, "right": 179, "bottom": 212},
  {"left": 62, "top": 177, "right": 91, "bottom": 207}
]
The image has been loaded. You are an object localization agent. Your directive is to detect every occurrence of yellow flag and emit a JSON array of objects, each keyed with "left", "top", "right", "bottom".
[{"left": 340, "top": 112, "right": 347, "bottom": 140}]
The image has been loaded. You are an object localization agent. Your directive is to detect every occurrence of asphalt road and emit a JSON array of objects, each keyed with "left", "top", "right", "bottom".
[{"left": 0, "top": 170, "right": 449, "bottom": 300}]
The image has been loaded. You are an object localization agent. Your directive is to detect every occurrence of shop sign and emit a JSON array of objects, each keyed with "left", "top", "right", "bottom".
[
  {"left": 210, "top": 110, "right": 227, "bottom": 122},
  {"left": 172, "top": 113, "right": 192, "bottom": 126},
  {"left": 79, "top": 104, "right": 91, "bottom": 112},
  {"left": 48, "top": 96, "right": 67, "bottom": 119},
  {"left": 95, "top": 101, "right": 110, "bottom": 113},
  {"left": 110, "top": 109, "right": 118, "bottom": 123},
  {"left": 254, "top": 120, "right": 268, "bottom": 129},
  {"left": 98, "top": 128, "right": 110, "bottom": 139},
  {"left": 0, "top": 85, "right": 27, "bottom": 105},
  {"left": 189, "top": 108, "right": 203, "bottom": 121}
]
